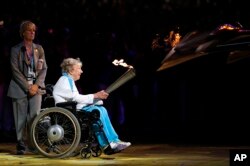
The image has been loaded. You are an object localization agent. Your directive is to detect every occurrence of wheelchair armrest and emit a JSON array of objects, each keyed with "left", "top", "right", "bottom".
[{"left": 56, "top": 101, "right": 77, "bottom": 110}]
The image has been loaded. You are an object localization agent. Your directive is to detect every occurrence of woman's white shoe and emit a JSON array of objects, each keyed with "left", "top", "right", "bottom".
[
  {"left": 109, "top": 141, "right": 131, "bottom": 153},
  {"left": 117, "top": 141, "right": 131, "bottom": 147},
  {"left": 114, "top": 141, "right": 131, "bottom": 152},
  {"left": 110, "top": 142, "right": 119, "bottom": 149}
]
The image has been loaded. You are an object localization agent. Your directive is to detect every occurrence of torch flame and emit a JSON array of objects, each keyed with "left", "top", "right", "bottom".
[
  {"left": 112, "top": 59, "right": 133, "bottom": 68},
  {"left": 106, "top": 59, "right": 136, "bottom": 93}
]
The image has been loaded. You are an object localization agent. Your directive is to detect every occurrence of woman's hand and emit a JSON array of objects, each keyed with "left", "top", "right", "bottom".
[
  {"left": 29, "top": 84, "right": 39, "bottom": 97},
  {"left": 94, "top": 90, "right": 109, "bottom": 99}
]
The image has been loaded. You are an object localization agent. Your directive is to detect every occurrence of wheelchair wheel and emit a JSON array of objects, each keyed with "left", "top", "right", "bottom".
[
  {"left": 80, "top": 146, "right": 92, "bottom": 159},
  {"left": 31, "top": 107, "right": 81, "bottom": 158},
  {"left": 91, "top": 145, "right": 102, "bottom": 157}
]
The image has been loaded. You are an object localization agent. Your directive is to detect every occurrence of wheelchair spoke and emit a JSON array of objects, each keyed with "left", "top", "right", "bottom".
[{"left": 31, "top": 107, "right": 81, "bottom": 158}]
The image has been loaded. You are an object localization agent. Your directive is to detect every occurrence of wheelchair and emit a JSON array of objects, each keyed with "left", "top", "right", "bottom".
[{"left": 30, "top": 84, "right": 105, "bottom": 159}]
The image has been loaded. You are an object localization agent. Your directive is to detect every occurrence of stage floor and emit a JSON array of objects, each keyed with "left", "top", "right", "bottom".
[{"left": 1, "top": 143, "right": 247, "bottom": 166}]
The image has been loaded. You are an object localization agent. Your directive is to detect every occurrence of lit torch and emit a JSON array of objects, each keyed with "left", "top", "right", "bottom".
[
  {"left": 105, "top": 59, "right": 136, "bottom": 93},
  {"left": 112, "top": 59, "right": 133, "bottom": 68}
]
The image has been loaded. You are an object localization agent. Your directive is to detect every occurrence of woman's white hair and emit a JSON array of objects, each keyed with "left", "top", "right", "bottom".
[{"left": 60, "top": 57, "right": 82, "bottom": 73}]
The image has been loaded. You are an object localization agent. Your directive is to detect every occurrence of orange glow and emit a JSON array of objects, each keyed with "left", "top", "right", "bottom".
[{"left": 218, "top": 24, "right": 240, "bottom": 30}]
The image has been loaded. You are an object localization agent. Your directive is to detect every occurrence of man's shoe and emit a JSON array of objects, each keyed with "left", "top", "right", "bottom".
[
  {"left": 16, "top": 141, "right": 26, "bottom": 151},
  {"left": 28, "top": 147, "right": 38, "bottom": 154},
  {"left": 16, "top": 150, "right": 25, "bottom": 155},
  {"left": 16, "top": 141, "right": 26, "bottom": 155}
]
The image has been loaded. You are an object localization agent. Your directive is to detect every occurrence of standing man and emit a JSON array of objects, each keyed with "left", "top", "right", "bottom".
[{"left": 7, "top": 20, "right": 47, "bottom": 155}]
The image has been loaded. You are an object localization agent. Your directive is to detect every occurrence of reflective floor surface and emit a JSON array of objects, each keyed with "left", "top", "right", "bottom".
[{"left": 1, "top": 143, "right": 247, "bottom": 166}]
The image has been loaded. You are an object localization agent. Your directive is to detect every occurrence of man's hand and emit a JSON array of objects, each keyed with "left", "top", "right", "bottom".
[{"left": 29, "top": 84, "right": 39, "bottom": 97}]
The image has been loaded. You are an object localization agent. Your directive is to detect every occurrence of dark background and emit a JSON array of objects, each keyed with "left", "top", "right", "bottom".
[{"left": 1, "top": 0, "right": 250, "bottom": 145}]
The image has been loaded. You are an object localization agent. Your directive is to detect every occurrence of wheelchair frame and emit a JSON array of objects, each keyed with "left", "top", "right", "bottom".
[{"left": 30, "top": 85, "right": 104, "bottom": 159}]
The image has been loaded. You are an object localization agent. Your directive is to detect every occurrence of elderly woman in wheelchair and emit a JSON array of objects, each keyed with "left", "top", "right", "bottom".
[{"left": 31, "top": 57, "right": 131, "bottom": 159}]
